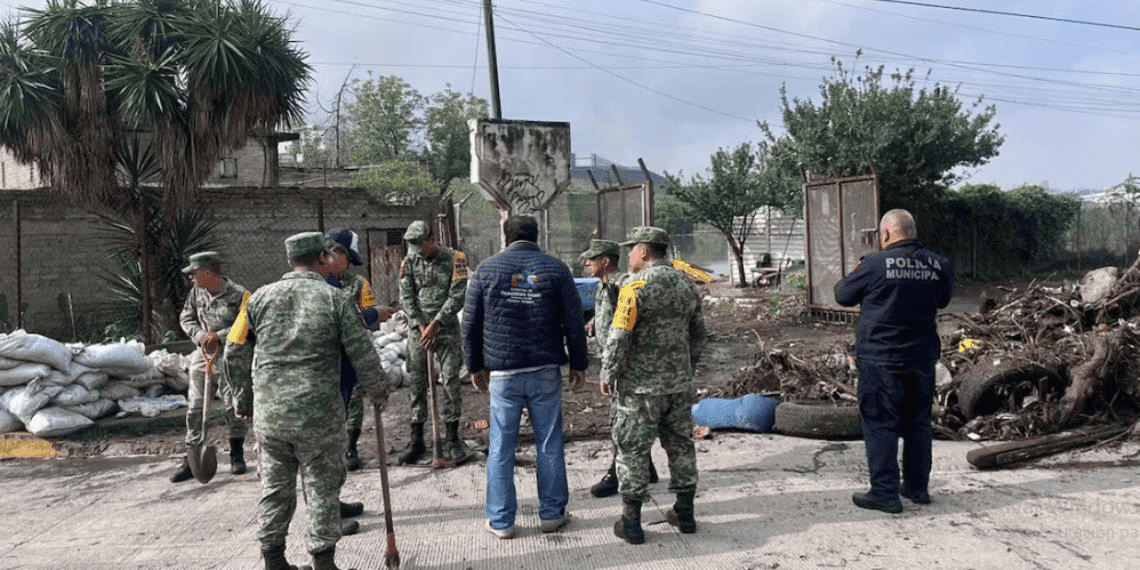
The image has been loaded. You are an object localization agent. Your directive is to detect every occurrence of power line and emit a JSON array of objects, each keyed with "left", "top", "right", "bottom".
[{"left": 870, "top": 0, "right": 1140, "bottom": 32}]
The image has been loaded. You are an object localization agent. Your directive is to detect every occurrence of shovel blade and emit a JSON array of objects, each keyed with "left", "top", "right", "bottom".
[{"left": 188, "top": 444, "right": 218, "bottom": 484}]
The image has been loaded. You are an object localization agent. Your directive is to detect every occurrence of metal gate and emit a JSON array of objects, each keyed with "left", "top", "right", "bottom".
[{"left": 804, "top": 171, "right": 880, "bottom": 317}]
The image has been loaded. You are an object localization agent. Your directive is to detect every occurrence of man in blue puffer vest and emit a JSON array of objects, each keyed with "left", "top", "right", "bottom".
[
  {"left": 834, "top": 208, "right": 953, "bottom": 514},
  {"left": 462, "top": 215, "right": 589, "bottom": 539}
]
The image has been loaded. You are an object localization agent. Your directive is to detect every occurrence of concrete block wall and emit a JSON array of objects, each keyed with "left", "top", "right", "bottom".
[{"left": 0, "top": 187, "right": 432, "bottom": 340}]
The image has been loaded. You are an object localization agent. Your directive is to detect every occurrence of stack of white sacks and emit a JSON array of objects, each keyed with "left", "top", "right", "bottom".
[
  {"left": 373, "top": 311, "right": 411, "bottom": 388},
  {"left": 0, "top": 330, "right": 191, "bottom": 437}
]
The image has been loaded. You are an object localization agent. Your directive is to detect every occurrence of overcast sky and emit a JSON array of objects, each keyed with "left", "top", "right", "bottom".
[{"left": 8, "top": 0, "right": 1140, "bottom": 193}]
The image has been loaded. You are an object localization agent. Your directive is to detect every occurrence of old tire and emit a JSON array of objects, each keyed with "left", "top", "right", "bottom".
[
  {"left": 774, "top": 400, "right": 862, "bottom": 439},
  {"left": 956, "top": 359, "right": 1062, "bottom": 420}
]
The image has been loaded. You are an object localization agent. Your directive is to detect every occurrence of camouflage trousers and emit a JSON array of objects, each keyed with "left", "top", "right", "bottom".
[
  {"left": 406, "top": 328, "right": 464, "bottom": 423},
  {"left": 185, "top": 356, "right": 247, "bottom": 446},
  {"left": 612, "top": 391, "right": 698, "bottom": 502},
  {"left": 344, "top": 383, "right": 364, "bottom": 433},
  {"left": 255, "top": 428, "right": 347, "bottom": 553}
]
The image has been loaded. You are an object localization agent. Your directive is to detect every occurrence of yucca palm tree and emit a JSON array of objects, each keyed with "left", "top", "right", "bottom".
[{"left": 0, "top": 0, "right": 310, "bottom": 340}]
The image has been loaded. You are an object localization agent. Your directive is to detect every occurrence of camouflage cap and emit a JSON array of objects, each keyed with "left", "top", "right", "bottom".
[
  {"left": 620, "top": 226, "right": 670, "bottom": 246},
  {"left": 181, "top": 251, "right": 222, "bottom": 274},
  {"left": 403, "top": 220, "right": 431, "bottom": 246},
  {"left": 284, "top": 232, "right": 329, "bottom": 258},
  {"left": 579, "top": 239, "right": 620, "bottom": 260}
]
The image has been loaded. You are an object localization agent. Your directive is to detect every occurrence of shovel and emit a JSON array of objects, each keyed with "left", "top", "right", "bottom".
[
  {"left": 373, "top": 402, "right": 400, "bottom": 569},
  {"left": 425, "top": 348, "right": 446, "bottom": 469},
  {"left": 188, "top": 349, "right": 218, "bottom": 484}
]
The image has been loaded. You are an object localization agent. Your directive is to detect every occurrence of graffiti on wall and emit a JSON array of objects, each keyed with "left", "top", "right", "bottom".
[{"left": 469, "top": 119, "right": 571, "bottom": 214}]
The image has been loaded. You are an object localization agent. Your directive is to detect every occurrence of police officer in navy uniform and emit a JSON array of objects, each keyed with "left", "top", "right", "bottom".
[{"left": 834, "top": 209, "right": 953, "bottom": 514}]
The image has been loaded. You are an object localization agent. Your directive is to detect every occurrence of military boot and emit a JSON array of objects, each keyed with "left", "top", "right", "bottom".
[
  {"left": 261, "top": 543, "right": 303, "bottom": 570},
  {"left": 345, "top": 430, "right": 361, "bottom": 472},
  {"left": 444, "top": 421, "right": 472, "bottom": 463},
  {"left": 230, "top": 438, "right": 247, "bottom": 475},
  {"left": 613, "top": 498, "right": 645, "bottom": 544},
  {"left": 170, "top": 455, "right": 193, "bottom": 483},
  {"left": 398, "top": 423, "right": 426, "bottom": 465},
  {"left": 590, "top": 461, "right": 619, "bottom": 498},
  {"left": 666, "top": 490, "right": 697, "bottom": 533},
  {"left": 311, "top": 546, "right": 355, "bottom": 570}
]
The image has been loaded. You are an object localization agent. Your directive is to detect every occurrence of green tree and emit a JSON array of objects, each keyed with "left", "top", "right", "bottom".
[
  {"left": 764, "top": 58, "right": 1004, "bottom": 228},
  {"left": 665, "top": 142, "right": 790, "bottom": 287},
  {"left": 350, "top": 158, "right": 436, "bottom": 205},
  {"left": 344, "top": 75, "right": 422, "bottom": 164},
  {"left": 0, "top": 0, "right": 310, "bottom": 340},
  {"left": 424, "top": 85, "right": 489, "bottom": 191}
]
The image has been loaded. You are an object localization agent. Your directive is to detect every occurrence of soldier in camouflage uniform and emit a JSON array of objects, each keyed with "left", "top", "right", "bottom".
[
  {"left": 325, "top": 228, "right": 394, "bottom": 472},
  {"left": 578, "top": 239, "right": 658, "bottom": 497},
  {"left": 397, "top": 220, "right": 470, "bottom": 464},
  {"left": 603, "top": 226, "right": 708, "bottom": 544},
  {"left": 170, "top": 251, "right": 249, "bottom": 483},
  {"left": 225, "top": 232, "right": 391, "bottom": 570}
]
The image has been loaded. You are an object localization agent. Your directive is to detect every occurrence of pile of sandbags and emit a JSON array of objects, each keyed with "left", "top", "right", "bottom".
[
  {"left": 0, "top": 330, "right": 191, "bottom": 437},
  {"left": 373, "top": 312, "right": 410, "bottom": 388}
]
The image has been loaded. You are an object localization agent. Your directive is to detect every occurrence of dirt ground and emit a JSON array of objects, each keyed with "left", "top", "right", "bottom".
[{"left": 50, "top": 280, "right": 853, "bottom": 464}]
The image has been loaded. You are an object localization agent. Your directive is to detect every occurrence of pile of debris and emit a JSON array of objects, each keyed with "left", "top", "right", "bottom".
[
  {"left": 718, "top": 262, "right": 1140, "bottom": 444},
  {"left": 717, "top": 337, "right": 859, "bottom": 405},
  {"left": 938, "top": 263, "right": 1140, "bottom": 441}
]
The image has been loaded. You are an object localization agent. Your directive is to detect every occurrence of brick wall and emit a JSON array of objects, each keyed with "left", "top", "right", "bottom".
[{"left": 0, "top": 187, "right": 432, "bottom": 339}]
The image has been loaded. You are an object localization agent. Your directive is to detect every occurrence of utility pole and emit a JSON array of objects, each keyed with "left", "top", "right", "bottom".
[{"left": 483, "top": 0, "right": 503, "bottom": 119}]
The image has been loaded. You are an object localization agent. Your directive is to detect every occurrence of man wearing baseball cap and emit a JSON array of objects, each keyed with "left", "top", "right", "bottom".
[{"left": 325, "top": 228, "right": 394, "bottom": 471}]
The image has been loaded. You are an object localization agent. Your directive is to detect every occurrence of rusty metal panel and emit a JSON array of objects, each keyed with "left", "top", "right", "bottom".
[
  {"left": 367, "top": 229, "right": 406, "bottom": 307},
  {"left": 804, "top": 173, "right": 880, "bottom": 315}
]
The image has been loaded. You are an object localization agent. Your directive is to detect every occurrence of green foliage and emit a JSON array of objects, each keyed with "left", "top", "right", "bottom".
[
  {"left": 351, "top": 158, "right": 437, "bottom": 205},
  {"left": 665, "top": 142, "right": 792, "bottom": 286},
  {"left": 786, "top": 269, "right": 806, "bottom": 292},
  {"left": 946, "top": 183, "right": 1081, "bottom": 275},
  {"left": 424, "top": 86, "right": 489, "bottom": 191},
  {"left": 764, "top": 58, "right": 1004, "bottom": 228},
  {"left": 344, "top": 75, "right": 423, "bottom": 164}
]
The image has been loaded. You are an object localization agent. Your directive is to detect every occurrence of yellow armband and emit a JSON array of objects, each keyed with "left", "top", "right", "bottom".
[
  {"left": 227, "top": 291, "right": 252, "bottom": 345},
  {"left": 612, "top": 279, "right": 645, "bottom": 331}
]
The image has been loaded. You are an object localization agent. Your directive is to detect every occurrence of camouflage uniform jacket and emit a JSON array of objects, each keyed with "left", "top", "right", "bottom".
[
  {"left": 224, "top": 271, "right": 390, "bottom": 438},
  {"left": 592, "top": 272, "right": 626, "bottom": 348},
  {"left": 603, "top": 260, "right": 707, "bottom": 396},
  {"left": 400, "top": 246, "right": 467, "bottom": 331},
  {"left": 180, "top": 277, "right": 248, "bottom": 347}
]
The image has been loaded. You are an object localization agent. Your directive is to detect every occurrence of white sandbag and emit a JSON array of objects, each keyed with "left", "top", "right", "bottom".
[
  {"left": 150, "top": 350, "right": 188, "bottom": 378},
  {"left": 0, "top": 330, "right": 73, "bottom": 371},
  {"left": 66, "top": 361, "right": 96, "bottom": 382},
  {"left": 6, "top": 380, "right": 65, "bottom": 424},
  {"left": 378, "top": 348, "right": 400, "bottom": 364},
  {"left": 100, "top": 381, "right": 142, "bottom": 401},
  {"left": 163, "top": 370, "right": 189, "bottom": 394},
  {"left": 71, "top": 340, "right": 153, "bottom": 378},
  {"left": 117, "top": 395, "right": 187, "bottom": 418},
  {"left": 73, "top": 371, "right": 111, "bottom": 391},
  {"left": 390, "top": 339, "right": 408, "bottom": 359},
  {"left": 0, "top": 354, "right": 26, "bottom": 370},
  {"left": 52, "top": 383, "right": 99, "bottom": 407},
  {"left": 0, "top": 362, "right": 53, "bottom": 387},
  {"left": 376, "top": 332, "right": 403, "bottom": 347},
  {"left": 42, "top": 369, "right": 69, "bottom": 386},
  {"left": 26, "top": 406, "right": 93, "bottom": 437},
  {"left": 0, "top": 407, "right": 22, "bottom": 433},
  {"left": 63, "top": 398, "right": 118, "bottom": 421}
]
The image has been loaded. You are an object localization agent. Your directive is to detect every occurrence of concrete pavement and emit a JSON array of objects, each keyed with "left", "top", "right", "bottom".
[{"left": 3, "top": 426, "right": 1140, "bottom": 570}]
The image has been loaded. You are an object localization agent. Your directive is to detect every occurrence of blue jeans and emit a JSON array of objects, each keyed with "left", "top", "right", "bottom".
[{"left": 486, "top": 366, "right": 568, "bottom": 529}]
